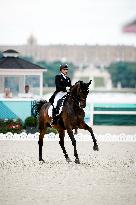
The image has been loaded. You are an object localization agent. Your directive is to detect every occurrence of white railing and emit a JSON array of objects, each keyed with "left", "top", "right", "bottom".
[{"left": 0, "top": 132, "right": 136, "bottom": 142}]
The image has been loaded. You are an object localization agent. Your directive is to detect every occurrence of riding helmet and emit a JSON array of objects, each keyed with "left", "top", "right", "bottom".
[{"left": 60, "top": 64, "right": 68, "bottom": 71}]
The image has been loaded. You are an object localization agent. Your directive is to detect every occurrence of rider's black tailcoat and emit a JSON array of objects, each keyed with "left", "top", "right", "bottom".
[
  {"left": 55, "top": 74, "right": 71, "bottom": 92},
  {"left": 49, "top": 73, "right": 71, "bottom": 104}
]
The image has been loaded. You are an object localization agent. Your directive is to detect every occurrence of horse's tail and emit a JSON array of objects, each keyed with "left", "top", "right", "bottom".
[{"left": 32, "top": 100, "right": 48, "bottom": 118}]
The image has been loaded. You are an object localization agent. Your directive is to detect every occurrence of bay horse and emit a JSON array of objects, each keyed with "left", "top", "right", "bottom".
[{"left": 33, "top": 80, "right": 99, "bottom": 164}]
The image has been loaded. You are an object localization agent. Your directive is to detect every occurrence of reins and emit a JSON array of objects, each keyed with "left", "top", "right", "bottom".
[
  {"left": 69, "top": 90, "right": 86, "bottom": 107},
  {"left": 65, "top": 81, "right": 89, "bottom": 107}
]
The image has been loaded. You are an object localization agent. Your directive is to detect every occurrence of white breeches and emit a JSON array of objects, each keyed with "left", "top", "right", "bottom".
[
  {"left": 48, "top": 91, "right": 67, "bottom": 117},
  {"left": 53, "top": 91, "right": 67, "bottom": 108}
]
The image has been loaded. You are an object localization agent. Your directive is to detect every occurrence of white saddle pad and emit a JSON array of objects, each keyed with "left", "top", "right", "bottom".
[{"left": 48, "top": 105, "right": 53, "bottom": 117}]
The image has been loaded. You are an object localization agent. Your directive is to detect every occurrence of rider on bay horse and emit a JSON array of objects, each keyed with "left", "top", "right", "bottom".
[{"left": 49, "top": 64, "right": 71, "bottom": 124}]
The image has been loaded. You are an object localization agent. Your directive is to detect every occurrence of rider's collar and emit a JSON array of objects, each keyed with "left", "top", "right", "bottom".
[{"left": 60, "top": 72, "right": 66, "bottom": 79}]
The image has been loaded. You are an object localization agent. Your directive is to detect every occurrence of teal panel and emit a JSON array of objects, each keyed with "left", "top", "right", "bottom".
[
  {"left": 94, "top": 103, "right": 136, "bottom": 111},
  {"left": 0, "top": 102, "right": 18, "bottom": 119},
  {"left": 1, "top": 101, "right": 32, "bottom": 121},
  {"left": 94, "top": 114, "right": 136, "bottom": 125}
]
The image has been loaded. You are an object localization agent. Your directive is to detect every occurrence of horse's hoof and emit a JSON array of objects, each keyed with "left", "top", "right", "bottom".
[
  {"left": 66, "top": 157, "right": 72, "bottom": 163},
  {"left": 93, "top": 144, "right": 99, "bottom": 151},
  {"left": 39, "top": 158, "right": 45, "bottom": 163},
  {"left": 75, "top": 158, "right": 80, "bottom": 164}
]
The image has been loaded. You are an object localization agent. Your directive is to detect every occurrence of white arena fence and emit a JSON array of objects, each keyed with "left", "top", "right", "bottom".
[{"left": 0, "top": 132, "right": 136, "bottom": 142}]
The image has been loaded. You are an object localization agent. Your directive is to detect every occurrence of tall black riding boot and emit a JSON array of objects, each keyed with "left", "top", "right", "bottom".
[{"left": 52, "top": 107, "right": 58, "bottom": 125}]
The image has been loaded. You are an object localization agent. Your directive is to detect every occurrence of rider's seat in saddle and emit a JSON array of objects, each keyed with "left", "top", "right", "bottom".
[{"left": 51, "top": 93, "right": 69, "bottom": 124}]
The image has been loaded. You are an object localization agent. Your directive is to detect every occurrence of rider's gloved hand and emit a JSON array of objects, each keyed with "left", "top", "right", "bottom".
[{"left": 66, "top": 87, "right": 70, "bottom": 92}]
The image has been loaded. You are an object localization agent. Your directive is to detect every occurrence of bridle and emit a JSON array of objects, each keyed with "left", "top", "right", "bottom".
[{"left": 69, "top": 83, "right": 89, "bottom": 107}]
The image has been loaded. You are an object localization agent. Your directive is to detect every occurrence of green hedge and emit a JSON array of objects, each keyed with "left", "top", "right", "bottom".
[{"left": 0, "top": 118, "right": 58, "bottom": 134}]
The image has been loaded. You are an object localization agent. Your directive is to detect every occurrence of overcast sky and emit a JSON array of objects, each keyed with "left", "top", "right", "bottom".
[{"left": 0, "top": 0, "right": 136, "bottom": 45}]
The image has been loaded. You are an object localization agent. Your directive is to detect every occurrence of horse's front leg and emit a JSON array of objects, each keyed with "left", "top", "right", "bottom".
[
  {"left": 58, "top": 129, "right": 72, "bottom": 163},
  {"left": 81, "top": 123, "right": 99, "bottom": 151},
  {"left": 66, "top": 127, "right": 80, "bottom": 164}
]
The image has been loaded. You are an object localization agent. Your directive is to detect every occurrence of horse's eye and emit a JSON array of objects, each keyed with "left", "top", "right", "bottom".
[{"left": 83, "top": 89, "right": 87, "bottom": 93}]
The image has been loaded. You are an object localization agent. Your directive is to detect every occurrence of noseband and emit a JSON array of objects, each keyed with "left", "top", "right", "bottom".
[{"left": 70, "top": 91, "right": 87, "bottom": 107}]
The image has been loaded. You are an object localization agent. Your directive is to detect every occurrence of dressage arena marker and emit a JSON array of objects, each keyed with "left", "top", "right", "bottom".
[{"left": 0, "top": 132, "right": 136, "bottom": 142}]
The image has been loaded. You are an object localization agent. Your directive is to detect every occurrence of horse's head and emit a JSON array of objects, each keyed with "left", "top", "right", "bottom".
[{"left": 70, "top": 80, "right": 92, "bottom": 108}]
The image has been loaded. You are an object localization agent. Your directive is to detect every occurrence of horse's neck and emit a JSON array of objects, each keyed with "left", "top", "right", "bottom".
[
  {"left": 67, "top": 85, "right": 80, "bottom": 107},
  {"left": 68, "top": 94, "right": 80, "bottom": 109}
]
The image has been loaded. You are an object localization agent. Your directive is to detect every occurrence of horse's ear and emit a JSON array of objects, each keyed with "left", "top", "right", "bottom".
[
  {"left": 88, "top": 80, "right": 92, "bottom": 86},
  {"left": 79, "top": 81, "right": 83, "bottom": 86}
]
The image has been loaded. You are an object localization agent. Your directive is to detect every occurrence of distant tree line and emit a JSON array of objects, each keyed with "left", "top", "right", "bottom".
[
  {"left": 21, "top": 56, "right": 76, "bottom": 87},
  {"left": 17, "top": 56, "right": 136, "bottom": 88},
  {"left": 0, "top": 51, "right": 3, "bottom": 58},
  {"left": 1, "top": 53, "right": 136, "bottom": 88},
  {"left": 107, "top": 61, "right": 136, "bottom": 88}
]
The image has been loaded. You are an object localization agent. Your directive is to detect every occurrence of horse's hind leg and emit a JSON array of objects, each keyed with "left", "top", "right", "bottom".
[
  {"left": 59, "top": 130, "right": 71, "bottom": 163},
  {"left": 67, "top": 128, "right": 80, "bottom": 164},
  {"left": 38, "top": 129, "right": 46, "bottom": 162}
]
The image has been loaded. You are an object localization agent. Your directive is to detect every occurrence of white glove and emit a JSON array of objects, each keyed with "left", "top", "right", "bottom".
[{"left": 66, "top": 87, "right": 70, "bottom": 92}]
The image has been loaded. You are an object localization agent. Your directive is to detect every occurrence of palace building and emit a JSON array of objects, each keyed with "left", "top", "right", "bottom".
[{"left": 0, "top": 35, "right": 136, "bottom": 66}]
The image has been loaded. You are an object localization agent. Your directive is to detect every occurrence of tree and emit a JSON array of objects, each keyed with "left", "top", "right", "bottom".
[
  {"left": 0, "top": 51, "right": 3, "bottom": 58},
  {"left": 107, "top": 61, "right": 136, "bottom": 88}
]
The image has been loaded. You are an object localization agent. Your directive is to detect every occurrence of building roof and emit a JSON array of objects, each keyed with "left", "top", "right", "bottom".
[
  {"left": 3, "top": 49, "right": 19, "bottom": 54},
  {"left": 0, "top": 56, "right": 44, "bottom": 70}
]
